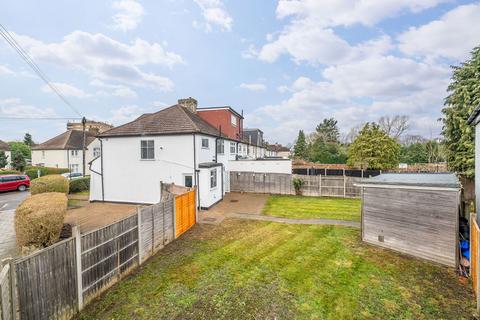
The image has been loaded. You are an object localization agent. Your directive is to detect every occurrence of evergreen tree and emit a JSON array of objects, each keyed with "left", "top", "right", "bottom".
[
  {"left": 315, "top": 118, "right": 340, "bottom": 143},
  {"left": 441, "top": 46, "right": 480, "bottom": 178},
  {"left": 0, "top": 151, "right": 7, "bottom": 168},
  {"left": 347, "top": 123, "right": 400, "bottom": 169},
  {"left": 23, "top": 133, "right": 33, "bottom": 147},
  {"left": 293, "top": 130, "right": 308, "bottom": 159},
  {"left": 11, "top": 151, "right": 26, "bottom": 171}
]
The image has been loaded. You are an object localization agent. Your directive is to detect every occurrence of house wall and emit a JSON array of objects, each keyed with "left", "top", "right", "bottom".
[
  {"left": 228, "top": 159, "right": 292, "bottom": 174},
  {"left": 362, "top": 186, "right": 459, "bottom": 267},
  {"left": 197, "top": 109, "right": 243, "bottom": 140},
  {"left": 198, "top": 166, "right": 222, "bottom": 208},
  {"left": 476, "top": 124, "right": 480, "bottom": 215}
]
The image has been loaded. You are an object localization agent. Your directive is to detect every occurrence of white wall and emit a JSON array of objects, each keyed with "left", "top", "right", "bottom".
[
  {"left": 228, "top": 159, "right": 292, "bottom": 174},
  {"left": 198, "top": 166, "right": 222, "bottom": 208},
  {"left": 476, "top": 124, "right": 480, "bottom": 214}
]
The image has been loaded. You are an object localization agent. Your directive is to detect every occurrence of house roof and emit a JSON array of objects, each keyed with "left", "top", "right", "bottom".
[
  {"left": 0, "top": 140, "right": 10, "bottom": 151},
  {"left": 467, "top": 103, "right": 480, "bottom": 125},
  {"left": 99, "top": 104, "right": 228, "bottom": 138},
  {"left": 197, "top": 106, "right": 243, "bottom": 119},
  {"left": 359, "top": 173, "right": 460, "bottom": 189},
  {"left": 32, "top": 130, "right": 96, "bottom": 150}
]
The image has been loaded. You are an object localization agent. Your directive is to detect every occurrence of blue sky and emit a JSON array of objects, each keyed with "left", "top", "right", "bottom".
[{"left": 1, "top": 0, "right": 479, "bottom": 144}]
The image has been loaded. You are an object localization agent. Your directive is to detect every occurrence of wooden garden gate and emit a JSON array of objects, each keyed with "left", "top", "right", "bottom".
[{"left": 175, "top": 188, "right": 196, "bottom": 238}]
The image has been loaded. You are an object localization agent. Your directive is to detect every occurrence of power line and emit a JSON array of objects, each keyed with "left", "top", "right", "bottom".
[
  {"left": 0, "top": 116, "right": 82, "bottom": 120},
  {"left": 0, "top": 23, "right": 83, "bottom": 117}
]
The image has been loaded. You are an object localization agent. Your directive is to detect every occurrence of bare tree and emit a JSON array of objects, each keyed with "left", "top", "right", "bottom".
[
  {"left": 378, "top": 115, "right": 410, "bottom": 140},
  {"left": 341, "top": 124, "right": 364, "bottom": 144},
  {"left": 401, "top": 134, "right": 426, "bottom": 145}
]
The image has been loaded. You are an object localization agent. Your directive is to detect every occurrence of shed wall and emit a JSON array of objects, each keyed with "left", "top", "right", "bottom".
[{"left": 362, "top": 187, "right": 458, "bottom": 267}]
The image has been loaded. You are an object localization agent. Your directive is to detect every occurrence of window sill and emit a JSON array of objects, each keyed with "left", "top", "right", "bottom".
[{"left": 140, "top": 159, "right": 155, "bottom": 161}]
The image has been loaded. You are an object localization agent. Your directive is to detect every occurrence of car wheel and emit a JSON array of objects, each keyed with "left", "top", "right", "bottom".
[{"left": 18, "top": 185, "right": 27, "bottom": 192}]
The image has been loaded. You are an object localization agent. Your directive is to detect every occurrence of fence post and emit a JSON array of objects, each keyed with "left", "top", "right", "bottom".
[
  {"left": 72, "top": 226, "right": 84, "bottom": 312},
  {"left": 151, "top": 206, "right": 155, "bottom": 255},
  {"left": 173, "top": 195, "right": 177, "bottom": 239},
  {"left": 4, "top": 258, "right": 15, "bottom": 320},
  {"left": 343, "top": 169, "right": 346, "bottom": 198},
  {"left": 137, "top": 207, "right": 142, "bottom": 265}
]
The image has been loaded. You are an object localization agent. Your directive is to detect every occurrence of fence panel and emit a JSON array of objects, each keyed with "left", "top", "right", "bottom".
[
  {"left": 0, "top": 264, "right": 11, "bottom": 320},
  {"left": 471, "top": 214, "right": 479, "bottom": 300},
  {"left": 230, "top": 172, "right": 361, "bottom": 198},
  {"left": 81, "top": 214, "right": 138, "bottom": 303},
  {"left": 15, "top": 238, "right": 77, "bottom": 320},
  {"left": 175, "top": 189, "right": 196, "bottom": 238}
]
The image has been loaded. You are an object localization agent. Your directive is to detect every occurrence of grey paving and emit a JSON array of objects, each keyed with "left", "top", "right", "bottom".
[
  {"left": 227, "top": 212, "right": 361, "bottom": 228},
  {"left": 0, "top": 191, "right": 29, "bottom": 260}
]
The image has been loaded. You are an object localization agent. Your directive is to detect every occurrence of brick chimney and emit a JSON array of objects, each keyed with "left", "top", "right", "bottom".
[{"left": 178, "top": 97, "right": 198, "bottom": 113}]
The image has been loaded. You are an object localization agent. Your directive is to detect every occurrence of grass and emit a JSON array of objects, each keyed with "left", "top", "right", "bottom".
[
  {"left": 78, "top": 220, "right": 474, "bottom": 320},
  {"left": 262, "top": 195, "right": 361, "bottom": 221},
  {"left": 73, "top": 190, "right": 90, "bottom": 196}
]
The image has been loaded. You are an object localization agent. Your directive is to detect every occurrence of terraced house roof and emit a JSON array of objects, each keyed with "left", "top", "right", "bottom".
[
  {"left": 0, "top": 140, "right": 10, "bottom": 151},
  {"left": 32, "top": 130, "right": 96, "bottom": 150},
  {"left": 99, "top": 104, "right": 226, "bottom": 138}
]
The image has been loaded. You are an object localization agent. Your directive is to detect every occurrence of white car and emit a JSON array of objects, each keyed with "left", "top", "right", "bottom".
[{"left": 61, "top": 172, "right": 83, "bottom": 180}]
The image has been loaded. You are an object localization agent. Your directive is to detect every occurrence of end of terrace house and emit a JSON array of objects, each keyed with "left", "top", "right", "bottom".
[{"left": 89, "top": 97, "right": 291, "bottom": 209}]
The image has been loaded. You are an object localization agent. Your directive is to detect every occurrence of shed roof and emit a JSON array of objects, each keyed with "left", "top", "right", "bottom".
[
  {"left": 359, "top": 173, "right": 460, "bottom": 189},
  {"left": 198, "top": 162, "right": 222, "bottom": 168}
]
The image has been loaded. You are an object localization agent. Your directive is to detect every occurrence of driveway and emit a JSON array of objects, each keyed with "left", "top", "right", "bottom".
[{"left": 0, "top": 190, "right": 29, "bottom": 259}]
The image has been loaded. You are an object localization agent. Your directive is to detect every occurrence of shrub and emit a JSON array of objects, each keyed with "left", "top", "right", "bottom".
[
  {"left": 0, "top": 169, "right": 20, "bottom": 175},
  {"left": 15, "top": 192, "right": 67, "bottom": 248},
  {"left": 31, "top": 175, "right": 69, "bottom": 195},
  {"left": 69, "top": 177, "right": 90, "bottom": 194},
  {"left": 292, "top": 177, "right": 305, "bottom": 195},
  {"left": 25, "top": 166, "right": 70, "bottom": 180}
]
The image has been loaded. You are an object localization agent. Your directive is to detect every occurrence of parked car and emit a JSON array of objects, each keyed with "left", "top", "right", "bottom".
[
  {"left": 0, "top": 174, "right": 30, "bottom": 192},
  {"left": 61, "top": 172, "right": 83, "bottom": 180}
]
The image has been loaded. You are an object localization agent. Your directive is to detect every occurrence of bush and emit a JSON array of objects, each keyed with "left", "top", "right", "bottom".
[
  {"left": 69, "top": 177, "right": 90, "bottom": 194},
  {"left": 31, "top": 175, "right": 69, "bottom": 195},
  {"left": 292, "top": 177, "right": 305, "bottom": 195},
  {"left": 0, "top": 169, "right": 20, "bottom": 175},
  {"left": 25, "top": 166, "right": 70, "bottom": 180},
  {"left": 15, "top": 192, "right": 67, "bottom": 248}
]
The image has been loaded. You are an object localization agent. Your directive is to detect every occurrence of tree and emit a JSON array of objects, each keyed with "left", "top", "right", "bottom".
[
  {"left": 314, "top": 118, "right": 340, "bottom": 143},
  {"left": 23, "top": 133, "right": 33, "bottom": 147},
  {"left": 293, "top": 130, "right": 308, "bottom": 159},
  {"left": 378, "top": 115, "right": 410, "bottom": 140},
  {"left": 399, "top": 143, "right": 428, "bottom": 164},
  {"left": 8, "top": 141, "right": 31, "bottom": 160},
  {"left": 11, "top": 151, "right": 26, "bottom": 171},
  {"left": 441, "top": 47, "right": 480, "bottom": 178},
  {"left": 0, "top": 151, "right": 7, "bottom": 168},
  {"left": 307, "top": 139, "right": 347, "bottom": 164},
  {"left": 347, "top": 123, "right": 400, "bottom": 169}
]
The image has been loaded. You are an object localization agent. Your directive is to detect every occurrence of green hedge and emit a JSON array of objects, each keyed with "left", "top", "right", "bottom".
[
  {"left": 31, "top": 175, "right": 69, "bottom": 195},
  {"left": 69, "top": 177, "right": 90, "bottom": 194},
  {"left": 25, "top": 166, "right": 70, "bottom": 180},
  {"left": 15, "top": 192, "right": 67, "bottom": 248},
  {"left": 0, "top": 170, "right": 20, "bottom": 175}
]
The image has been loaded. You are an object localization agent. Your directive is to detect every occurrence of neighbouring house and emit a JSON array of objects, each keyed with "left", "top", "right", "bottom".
[
  {"left": 266, "top": 143, "right": 291, "bottom": 158},
  {"left": 32, "top": 130, "right": 100, "bottom": 175},
  {"left": 356, "top": 173, "right": 461, "bottom": 267},
  {"left": 67, "top": 119, "right": 113, "bottom": 134},
  {"left": 242, "top": 128, "right": 266, "bottom": 159},
  {"left": 89, "top": 98, "right": 291, "bottom": 208},
  {"left": 0, "top": 140, "right": 11, "bottom": 169}
]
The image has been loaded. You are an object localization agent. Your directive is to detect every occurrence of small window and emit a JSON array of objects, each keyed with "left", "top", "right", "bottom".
[
  {"left": 210, "top": 169, "right": 217, "bottom": 189},
  {"left": 201, "top": 138, "right": 209, "bottom": 149},
  {"left": 230, "top": 142, "right": 236, "bottom": 154},
  {"left": 184, "top": 175, "right": 193, "bottom": 188},
  {"left": 231, "top": 114, "right": 237, "bottom": 126},
  {"left": 71, "top": 150, "right": 79, "bottom": 157},
  {"left": 70, "top": 164, "right": 79, "bottom": 173},
  {"left": 41, "top": 151, "right": 45, "bottom": 159},
  {"left": 217, "top": 139, "right": 224, "bottom": 154},
  {"left": 141, "top": 140, "right": 155, "bottom": 160},
  {"left": 93, "top": 147, "right": 101, "bottom": 158}
]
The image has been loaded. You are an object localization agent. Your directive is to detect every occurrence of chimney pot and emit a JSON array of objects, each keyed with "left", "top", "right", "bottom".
[{"left": 178, "top": 97, "right": 198, "bottom": 113}]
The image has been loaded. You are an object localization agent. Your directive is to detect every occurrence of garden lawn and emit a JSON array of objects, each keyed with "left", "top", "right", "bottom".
[
  {"left": 263, "top": 195, "right": 361, "bottom": 221},
  {"left": 78, "top": 220, "right": 474, "bottom": 320}
]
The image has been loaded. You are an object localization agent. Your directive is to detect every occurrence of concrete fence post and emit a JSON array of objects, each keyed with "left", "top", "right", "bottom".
[
  {"left": 343, "top": 169, "right": 346, "bottom": 198},
  {"left": 3, "top": 257, "right": 16, "bottom": 319},
  {"left": 137, "top": 207, "right": 142, "bottom": 265},
  {"left": 72, "top": 226, "right": 84, "bottom": 311}
]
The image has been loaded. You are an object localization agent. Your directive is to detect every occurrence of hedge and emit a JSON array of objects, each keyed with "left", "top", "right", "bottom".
[
  {"left": 69, "top": 177, "right": 90, "bottom": 194},
  {"left": 31, "top": 175, "right": 69, "bottom": 195},
  {"left": 0, "top": 170, "right": 20, "bottom": 175},
  {"left": 15, "top": 192, "right": 67, "bottom": 248},
  {"left": 25, "top": 166, "right": 70, "bottom": 180}
]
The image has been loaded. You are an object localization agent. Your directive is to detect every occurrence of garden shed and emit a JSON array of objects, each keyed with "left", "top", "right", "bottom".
[{"left": 357, "top": 173, "right": 461, "bottom": 267}]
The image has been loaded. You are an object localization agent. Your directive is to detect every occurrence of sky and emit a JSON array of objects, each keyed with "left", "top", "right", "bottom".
[{"left": 1, "top": 0, "right": 480, "bottom": 145}]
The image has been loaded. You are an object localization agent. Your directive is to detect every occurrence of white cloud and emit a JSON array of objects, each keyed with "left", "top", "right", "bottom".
[
  {"left": 240, "top": 83, "right": 267, "bottom": 91},
  {"left": 11, "top": 31, "right": 183, "bottom": 91},
  {"left": 111, "top": 0, "right": 145, "bottom": 31},
  {"left": 398, "top": 3, "right": 480, "bottom": 60},
  {"left": 109, "top": 105, "right": 143, "bottom": 124},
  {"left": 0, "top": 98, "right": 57, "bottom": 118},
  {"left": 0, "top": 65, "right": 15, "bottom": 76},
  {"left": 193, "top": 0, "right": 233, "bottom": 32},
  {"left": 42, "top": 82, "right": 91, "bottom": 98},
  {"left": 90, "top": 79, "right": 137, "bottom": 98},
  {"left": 257, "top": 0, "right": 445, "bottom": 64}
]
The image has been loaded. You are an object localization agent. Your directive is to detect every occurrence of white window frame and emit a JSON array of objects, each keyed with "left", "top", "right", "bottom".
[
  {"left": 71, "top": 150, "right": 79, "bottom": 157},
  {"left": 210, "top": 168, "right": 217, "bottom": 189},
  {"left": 93, "top": 147, "right": 101, "bottom": 158},
  {"left": 140, "top": 140, "right": 155, "bottom": 160},
  {"left": 184, "top": 174, "right": 193, "bottom": 188},
  {"left": 201, "top": 138, "right": 209, "bottom": 149},
  {"left": 70, "top": 164, "right": 79, "bottom": 173},
  {"left": 217, "top": 139, "right": 224, "bottom": 154},
  {"left": 230, "top": 142, "right": 236, "bottom": 154},
  {"left": 231, "top": 114, "right": 237, "bottom": 126}
]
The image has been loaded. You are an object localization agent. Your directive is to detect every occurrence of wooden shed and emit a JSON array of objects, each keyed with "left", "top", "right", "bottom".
[{"left": 357, "top": 173, "right": 461, "bottom": 267}]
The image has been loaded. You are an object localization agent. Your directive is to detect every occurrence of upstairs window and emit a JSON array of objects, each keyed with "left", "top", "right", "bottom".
[
  {"left": 71, "top": 150, "right": 79, "bottom": 157},
  {"left": 93, "top": 147, "right": 101, "bottom": 158},
  {"left": 230, "top": 142, "right": 236, "bottom": 154},
  {"left": 217, "top": 139, "right": 224, "bottom": 154},
  {"left": 201, "top": 138, "right": 209, "bottom": 149},
  {"left": 231, "top": 114, "right": 237, "bottom": 126},
  {"left": 141, "top": 140, "right": 155, "bottom": 160}
]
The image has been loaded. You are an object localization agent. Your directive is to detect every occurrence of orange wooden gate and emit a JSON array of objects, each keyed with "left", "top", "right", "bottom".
[
  {"left": 175, "top": 188, "right": 196, "bottom": 238},
  {"left": 471, "top": 214, "right": 479, "bottom": 296}
]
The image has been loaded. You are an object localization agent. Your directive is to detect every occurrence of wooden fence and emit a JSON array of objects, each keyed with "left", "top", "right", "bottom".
[
  {"left": 230, "top": 172, "right": 363, "bottom": 198},
  {"left": 0, "top": 187, "right": 187, "bottom": 320},
  {"left": 471, "top": 213, "right": 480, "bottom": 313}
]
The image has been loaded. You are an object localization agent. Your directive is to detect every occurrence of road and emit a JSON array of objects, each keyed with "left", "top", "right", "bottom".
[{"left": 0, "top": 191, "right": 29, "bottom": 260}]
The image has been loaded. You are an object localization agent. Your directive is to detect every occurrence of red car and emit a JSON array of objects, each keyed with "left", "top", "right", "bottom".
[{"left": 0, "top": 174, "right": 30, "bottom": 192}]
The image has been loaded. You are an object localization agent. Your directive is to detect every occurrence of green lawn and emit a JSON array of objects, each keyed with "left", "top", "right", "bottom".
[
  {"left": 78, "top": 220, "right": 474, "bottom": 320},
  {"left": 263, "top": 195, "right": 361, "bottom": 221}
]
